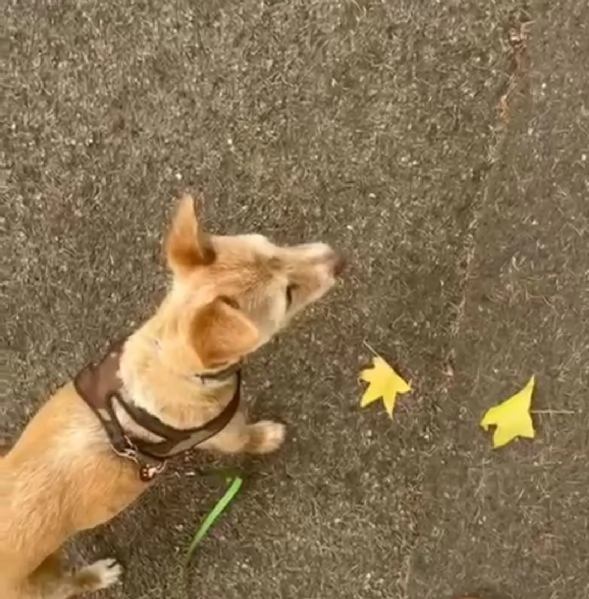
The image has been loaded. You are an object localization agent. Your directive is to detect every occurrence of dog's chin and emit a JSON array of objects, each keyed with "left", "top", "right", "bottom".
[
  {"left": 282, "top": 293, "right": 336, "bottom": 327},
  {"left": 310, "top": 280, "right": 339, "bottom": 305}
]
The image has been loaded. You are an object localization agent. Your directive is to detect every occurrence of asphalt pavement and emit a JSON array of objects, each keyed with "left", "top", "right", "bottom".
[{"left": 2, "top": 1, "right": 588, "bottom": 598}]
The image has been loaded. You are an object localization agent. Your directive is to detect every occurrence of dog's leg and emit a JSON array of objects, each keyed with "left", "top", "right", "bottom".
[
  {"left": 65, "top": 558, "right": 123, "bottom": 596},
  {"left": 200, "top": 412, "right": 286, "bottom": 455},
  {"left": 28, "top": 554, "right": 122, "bottom": 599},
  {"left": 242, "top": 420, "right": 286, "bottom": 454}
]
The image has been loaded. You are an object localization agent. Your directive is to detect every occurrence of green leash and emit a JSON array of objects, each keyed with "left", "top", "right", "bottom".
[{"left": 184, "top": 474, "right": 243, "bottom": 565}]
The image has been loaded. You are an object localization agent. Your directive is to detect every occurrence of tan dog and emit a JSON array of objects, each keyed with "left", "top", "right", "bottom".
[{"left": 0, "top": 195, "right": 343, "bottom": 599}]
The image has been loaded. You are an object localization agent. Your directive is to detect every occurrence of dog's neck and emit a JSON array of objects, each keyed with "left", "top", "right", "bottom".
[{"left": 115, "top": 325, "right": 238, "bottom": 438}]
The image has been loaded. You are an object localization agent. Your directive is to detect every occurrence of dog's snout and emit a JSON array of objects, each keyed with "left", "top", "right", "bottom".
[
  {"left": 328, "top": 251, "right": 345, "bottom": 277},
  {"left": 295, "top": 243, "right": 345, "bottom": 276}
]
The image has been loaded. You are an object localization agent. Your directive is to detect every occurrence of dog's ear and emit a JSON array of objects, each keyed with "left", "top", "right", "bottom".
[
  {"left": 190, "top": 298, "right": 259, "bottom": 369},
  {"left": 165, "top": 194, "right": 215, "bottom": 276}
]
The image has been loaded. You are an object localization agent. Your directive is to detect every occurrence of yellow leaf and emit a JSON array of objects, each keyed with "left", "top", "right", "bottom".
[
  {"left": 480, "top": 376, "right": 536, "bottom": 448},
  {"left": 359, "top": 356, "right": 411, "bottom": 418}
]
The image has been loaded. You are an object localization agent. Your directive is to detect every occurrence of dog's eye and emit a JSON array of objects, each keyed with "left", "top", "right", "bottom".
[
  {"left": 285, "top": 284, "right": 298, "bottom": 308},
  {"left": 221, "top": 296, "right": 240, "bottom": 309}
]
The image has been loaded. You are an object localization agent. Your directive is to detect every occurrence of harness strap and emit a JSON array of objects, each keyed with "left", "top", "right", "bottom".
[
  {"left": 73, "top": 339, "right": 241, "bottom": 481},
  {"left": 115, "top": 370, "right": 241, "bottom": 459}
]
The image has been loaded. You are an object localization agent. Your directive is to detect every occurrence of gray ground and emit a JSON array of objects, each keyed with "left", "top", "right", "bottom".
[{"left": 2, "top": 1, "right": 588, "bottom": 598}]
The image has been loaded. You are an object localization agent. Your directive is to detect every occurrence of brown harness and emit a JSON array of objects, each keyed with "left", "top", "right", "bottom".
[{"left": 74, "top": 339, "right": 241, "bottom": 482}]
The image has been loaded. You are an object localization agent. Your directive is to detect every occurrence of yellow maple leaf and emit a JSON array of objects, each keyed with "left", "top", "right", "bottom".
[
  {"left": 359, "top": 356, "right": 411, "bottom": 418},
  {"left": 480, "top": 376, "right": 536, "bottom": 448}
]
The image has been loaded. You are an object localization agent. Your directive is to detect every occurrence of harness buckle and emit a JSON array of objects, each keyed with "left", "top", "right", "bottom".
[
  {"left": 139, "top": 461, "right": 166, "bottom": 482},
  {"left": 111, "top": 435, "right": 140, "bottom": 462},
  {"left": 111, "top": 436, "right": 166, "bottom": 481}
]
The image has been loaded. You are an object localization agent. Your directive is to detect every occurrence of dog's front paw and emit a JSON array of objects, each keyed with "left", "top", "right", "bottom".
[
  {"left": 246, "top": 420, "right": 286, "bottom": 454},
  {"left": 79, "top": 558, "right": 123, "bottom": 591}
]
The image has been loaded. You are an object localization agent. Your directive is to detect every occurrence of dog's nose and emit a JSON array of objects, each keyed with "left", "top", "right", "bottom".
[{"left": 329, "top": 251, "right": 346, "bottom": 276}]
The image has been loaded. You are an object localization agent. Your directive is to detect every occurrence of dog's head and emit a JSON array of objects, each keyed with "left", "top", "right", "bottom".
[{"left": 158, "top": 195, "right": 343, "bottom": 372}]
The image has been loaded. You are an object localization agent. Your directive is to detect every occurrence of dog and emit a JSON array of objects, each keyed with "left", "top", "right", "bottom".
[{"left": 0, "top": 195, "right": 344, "bottom": 599}]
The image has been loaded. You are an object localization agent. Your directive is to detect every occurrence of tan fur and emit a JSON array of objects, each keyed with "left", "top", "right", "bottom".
[{"left": 0, "top": 195, "right": 343, "bottom": 598}]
